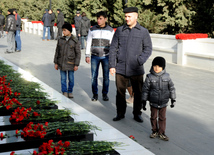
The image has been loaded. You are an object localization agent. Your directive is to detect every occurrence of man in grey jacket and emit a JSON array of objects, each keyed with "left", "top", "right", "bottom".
[
  {"left": 78, "top": 12, "right": 91, "bottom": 49},
  {"left": 0, "top": 10, "right": 5, "bottom": 38},
  {"left": 5, "top": 9, "right": 16, "bottom": 53},
  {"left": 109, "top": 7, "right": 152, "bottom": 122}
]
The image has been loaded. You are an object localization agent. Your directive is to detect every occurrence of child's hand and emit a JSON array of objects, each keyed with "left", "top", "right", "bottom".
[
  {"left": 74, "top": 66, "right": 78, "bottom": 71},
  {"left": 54, "top": 64, "right": 58, "bottom": 70},
  {"left": 170, "top": 99, "right": 176, "bottom": 108}
]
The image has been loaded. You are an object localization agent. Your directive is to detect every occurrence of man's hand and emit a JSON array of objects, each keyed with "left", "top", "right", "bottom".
[
  {"left": 85, "top": 57, "right": 90, "bottom": 64},
  {"left": 6, "top": 31, "right": 8, "bottom": 34},
  {"left": 54, "top": 64, "right": 58, "bottom": 70},
  {"left": 110, "top": 68, "right": 116, "bottom": 76},
  {"left": 74, "top": 66, "right": 78, "bottom": 71},
  {"left": 78, "top": 34, "right": 81, "bottom": 37}
]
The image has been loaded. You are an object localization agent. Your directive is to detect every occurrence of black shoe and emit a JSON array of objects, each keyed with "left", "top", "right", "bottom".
[
  {"left": 113, "top": 115, "right": 125, "bottom": 121},
  {"left": 134, "top": 115, "right": 143, "bottom": 123},
  {"left": 91, "top": 94, "right": 98, "bottom": 101},
  {"left": 102, "top": 94, "right": 109, "bottom": 101}
]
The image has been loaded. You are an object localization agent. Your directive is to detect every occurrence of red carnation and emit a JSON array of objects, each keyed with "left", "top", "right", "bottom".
[
  {"left": 36, "top": 100, "right": 40, "bottom": 105},
  {"left": 10, "top": 151, "right": 15, "bottom": 155}
]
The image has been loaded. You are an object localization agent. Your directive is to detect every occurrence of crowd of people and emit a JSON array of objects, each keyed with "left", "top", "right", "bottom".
[
  {"left": 0, "top": 8, "right": 22, "bottom": 53},
  {"left": 0, "top": 7, "right": 177, "bottom": 141}
]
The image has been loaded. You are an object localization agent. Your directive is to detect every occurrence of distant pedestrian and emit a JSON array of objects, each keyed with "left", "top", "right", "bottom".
[
  {"left": 142, "top": 56, "right": 176, "bottom": 141},
  {"left": 0, "top": 10, "right": 5, "bottom": 38},
  {"left": 49, "top": 9, "right": 56, "bottom": 40},
  {"left": 42, "top": 9, "right": 51, "bottom": 41},
  {"left": 78, "top": 12, "right": 90, "bottom": 49},
  {"left": 85, "top": 11, "right": 114, "bottom": 101},
  {"left": 109, "top": 7, "right": 152, "bottom": 122},
  {"left": 74, "top": 11, "right": 81, "bottom": 40},
  {"left": 54, "top": 23, "right": 81, "bottom": 98},
  {"left": 5, "top": 9, "right": 16, "bottom": 53},
  {"left": 56, "top": 9, "right": 64, "bottom": 39},
  {"left": 13, "top": 9, "right": 22, "bottom": 52}
]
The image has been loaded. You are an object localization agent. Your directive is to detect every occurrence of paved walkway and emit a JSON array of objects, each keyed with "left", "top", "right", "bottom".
[{"left": 0, "top": 32, "right": 214, "bottom": 155}]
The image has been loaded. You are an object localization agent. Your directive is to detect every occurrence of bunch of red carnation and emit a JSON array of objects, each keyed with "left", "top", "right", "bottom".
[
  {"left": 9, "top": 107, "right": 40, "bottom": 123},
  {"left": 21, "top": 122, "right": 48, "bottom": 139},
  {"left": 175, "top": 33, "right": 208, "bottom": 40},
  {"left": 33, "top": 140, "right": 70, "bottom": 155},
  {"left": 0, "top": 76, "right": 22, "bottom": 109}
]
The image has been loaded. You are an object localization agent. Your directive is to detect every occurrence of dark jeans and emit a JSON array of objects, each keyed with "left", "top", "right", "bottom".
[
  {"left": 91, "top": 55, "right": 109, "bottom": 95},
  {"left": 81, "top": 35, "right": 87, "bottom": 49},
  {"left": 150, "top": 106, "right": 167, "bottom": 134},
  {"left": 15, "top": 30, "right": 21, "bottom": 50},
  {"left": 50, "top": 26, "right": 54, "bottom": 39},
  {"left": 115, "top": 74, "right": 144, "bottom": 116},
  {"left": 60, "top": 70, "right": 74, "bottom": 93}
]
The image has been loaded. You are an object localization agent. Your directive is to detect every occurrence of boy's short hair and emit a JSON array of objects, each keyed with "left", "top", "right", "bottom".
[{"left": 96, "top": 11, "right": 107, "bottom": 18}]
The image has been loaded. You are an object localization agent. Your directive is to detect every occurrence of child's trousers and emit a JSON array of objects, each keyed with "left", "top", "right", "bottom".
[{"left": 150, "top": 106, "right": 167, "bottom": 134}]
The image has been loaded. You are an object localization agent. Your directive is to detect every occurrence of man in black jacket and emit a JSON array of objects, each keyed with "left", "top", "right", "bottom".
[
  {"left": 5, "top": 9, "right": 16, "bottom": 53},
  {"left": 109, "top": 7, "right": 152, "bottom": 122},
  {"left": 74, "top": 11, "right": 81, "bottom": 40},
  {"left": 0, "top": 10, "right": 5, "bottom": 38},
  {"left": 56, "top": 9, "right": 64, "bottom": 39},
  {"left": 49, "top": 9, "right": 55, "bottom": 40},
  {"left": 13, "top": 9, "right": 22, "bottom": 52}
]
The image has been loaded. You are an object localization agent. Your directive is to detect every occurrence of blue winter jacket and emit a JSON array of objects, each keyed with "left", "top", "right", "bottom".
[{"left": 109, "top": 23, "right": 152, "bottom": 76}]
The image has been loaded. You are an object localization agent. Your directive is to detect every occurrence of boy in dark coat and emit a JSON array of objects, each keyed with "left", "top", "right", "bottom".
[
  {"left": 142, "top": 56, "right": 176, "bottom": 141},
  {"left": 54, "top": 23, "right": 81, "bottom": 98}
]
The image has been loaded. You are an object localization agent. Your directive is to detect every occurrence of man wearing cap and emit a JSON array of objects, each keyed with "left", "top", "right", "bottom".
[
  {"left": 0, "top": 10, "right": 5, "bottom": 38},
  {"left": 74, "top": 11, "right": 82, "bottom": 41},
  {"left": 109, "top": 7, "right": 152, "bottom": 122},
  {"left": 5, "top": 9, "right": 16, "bottom": 53},
  {"left": 56, "top": 9, "right": 64, "bottom": 39}
]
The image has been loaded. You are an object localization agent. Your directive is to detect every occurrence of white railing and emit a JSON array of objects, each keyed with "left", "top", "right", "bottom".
[{"left": 22, "top": 20, "right": 214, "bottom": 72}]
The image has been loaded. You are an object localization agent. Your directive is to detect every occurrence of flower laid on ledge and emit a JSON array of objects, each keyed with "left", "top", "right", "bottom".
[
  {"left": 19, "top": 121, "right": 100, "bottom": 140},
  {"left": 175, "top": 33, "right": 208, "bottom": 40},
  {"left": 129, "top": 135, "right": 137, "bottom": 141},
  {"left": 9, "top": 107, "right": 73, "bottom": 124},
  {"left": 31, "top": 139, "right": 123, "bottom": 155},
  {"left": 0, "top": 76, "right": 22, "bottom": 109}
]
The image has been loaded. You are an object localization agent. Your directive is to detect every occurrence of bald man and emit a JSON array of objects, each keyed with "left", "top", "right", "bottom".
[{"left": 109, "top": 7, "right": 152, "bottom": 122}]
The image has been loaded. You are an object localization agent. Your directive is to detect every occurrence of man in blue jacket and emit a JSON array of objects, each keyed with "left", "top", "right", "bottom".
[{"left": 109, "top": 7, "right": 152, "bottom": 122}]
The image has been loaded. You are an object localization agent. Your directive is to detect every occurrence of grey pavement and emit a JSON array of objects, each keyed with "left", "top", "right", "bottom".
[{"left": 0, "top": 32, "right": 214, "bottom": 155}]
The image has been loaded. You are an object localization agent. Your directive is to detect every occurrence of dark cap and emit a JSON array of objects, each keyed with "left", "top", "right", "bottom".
[
  {"left": 62, "top": 23, "right": 72, "bottom": 33},
  {"left": 76, "top": 11, "right": 80, "bottom": 14},
  {"left": 123, "top": 7, "right": 138, "bottom": 13},
  {"left": 0, "top": 10, "right": 2, "bottom": 14},
  {"left": 152, "top": 56, "right": 166, "bottom": 70},
  {"left": 57, "top": 9, "right": 61, "bottom": 12}
]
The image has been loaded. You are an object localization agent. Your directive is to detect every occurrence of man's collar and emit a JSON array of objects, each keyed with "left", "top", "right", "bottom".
[
  {"left": 96, "top": 23, "right": 108, "bottom": 28},
  {"left": 122, "top": 22, "right": 141, "bottom": 31}
]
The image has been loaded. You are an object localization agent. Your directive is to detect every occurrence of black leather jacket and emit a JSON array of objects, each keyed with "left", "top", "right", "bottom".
[
  {"left": 142, "top": 68, "right": 176, "bottom": 108},
  {"left": 5, "top": 14, "right": 16, "bottom": 32}
]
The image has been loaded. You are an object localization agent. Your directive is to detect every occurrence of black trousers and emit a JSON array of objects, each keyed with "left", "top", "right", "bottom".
[
  {"left": 116, "top": 74, "right": 144, "bottom": 116},
  {"left": 50, "top": 26, "right": 54, "bottom": 39},
  {"left": 57, "top": 27, "right": 62, "bottom": 38}
]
